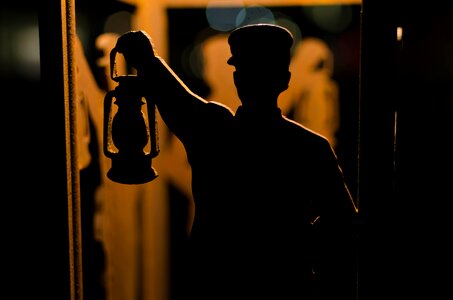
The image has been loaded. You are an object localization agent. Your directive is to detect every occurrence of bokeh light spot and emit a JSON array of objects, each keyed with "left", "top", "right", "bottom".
[
  {"left": 303, "top": 5, "right": 352, "bottom": 33},
  {"left": 235, "top": 5, "right": 275, "bottom": 27},
  {"left": 206, "top": 0, "right": 244, "bottom": 32}
]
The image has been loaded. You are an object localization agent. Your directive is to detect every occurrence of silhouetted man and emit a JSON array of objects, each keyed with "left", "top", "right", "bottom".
[{"left": 115, "top": 23, "right": 358, "bottom": 300}]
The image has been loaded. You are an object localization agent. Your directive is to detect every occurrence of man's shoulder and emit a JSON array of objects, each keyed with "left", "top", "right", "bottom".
[
  {"left": 205, "top": 101, "right": 235, "bottom": 119},
  {"left": 281, "top": 115, "right": 331, "bottom": 145}
]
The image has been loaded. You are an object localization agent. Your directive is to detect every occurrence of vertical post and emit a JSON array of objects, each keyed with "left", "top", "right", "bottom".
[
  {"left": 358, "top": 0, "right": 399, "bottom": 299},
  {"left": 39, "top": 0, "right": 82, "bottom": 299}
]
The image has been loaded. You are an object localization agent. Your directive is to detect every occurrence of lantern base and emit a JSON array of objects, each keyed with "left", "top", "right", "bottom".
[{"left": 107, "top": 156, "right": 158, "bottom": 184}]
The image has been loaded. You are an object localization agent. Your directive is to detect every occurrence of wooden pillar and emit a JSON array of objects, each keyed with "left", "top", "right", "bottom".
[{"left": 37, "top": 0, "right": 82, "bottom": 299}]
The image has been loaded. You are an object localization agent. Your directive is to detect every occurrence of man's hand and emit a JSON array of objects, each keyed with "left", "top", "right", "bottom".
[{"left": 114, "top": 30, "right": 156, "bottom": 73}]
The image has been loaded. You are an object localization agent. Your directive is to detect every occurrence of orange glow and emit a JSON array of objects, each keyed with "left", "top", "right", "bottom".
[
  {"left": 163, "top": 0, "right": 362, "bottom": 7},
  {"left": 397, "top": 26, "right": 403, "bottom": 41}
]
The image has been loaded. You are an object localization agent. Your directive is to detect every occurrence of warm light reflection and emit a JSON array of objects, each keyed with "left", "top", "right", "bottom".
[{"left": 397, "top": 26, "right": 403, "bottom": 41}]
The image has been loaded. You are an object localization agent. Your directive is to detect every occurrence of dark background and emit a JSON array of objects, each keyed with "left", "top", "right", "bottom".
[{"left": 3, "top": 1, "right": 453, "bottom": 299}]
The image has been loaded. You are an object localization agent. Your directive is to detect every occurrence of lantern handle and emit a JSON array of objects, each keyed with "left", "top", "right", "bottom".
[
  {"left": 103, "top": 89, "right": 116, "bottom": 158},
  {"left": 109, "top": 47, "right": 119, "bottom": 82}
]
